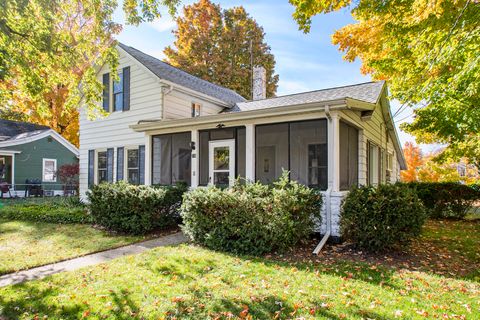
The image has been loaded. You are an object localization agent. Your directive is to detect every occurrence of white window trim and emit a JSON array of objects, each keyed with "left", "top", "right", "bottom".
[{"left": 42, "top": 158, "right": 57, "bottom": 182}]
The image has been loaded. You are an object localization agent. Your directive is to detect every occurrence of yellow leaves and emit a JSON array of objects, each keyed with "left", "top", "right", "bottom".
[{"left": 238, "top": 304, "right": 250, "bottom": 319}]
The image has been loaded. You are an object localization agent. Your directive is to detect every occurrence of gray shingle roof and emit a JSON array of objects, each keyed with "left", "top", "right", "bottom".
[
  {"left": 118, "top": 43, "right": 246, "bottom": 106},
  {"left": 231, "top": 81, "right": 385, "bottom": 112},
  {"left": 0, "top": 119, "right": 50, "bottom": 138}
]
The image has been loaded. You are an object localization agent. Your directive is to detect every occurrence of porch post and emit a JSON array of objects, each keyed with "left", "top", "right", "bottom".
[
  {"left": 328, "top": 113, "right": 340, "bottom": 191},
  {"left": 144, "top": 134, "right": 152, "bottom": 185},
  {"left": 191, "top": 129, "right": 199, "bottom": 188},
  {"left": 245, "top": 124, "right": 255, "bottom": 182}
]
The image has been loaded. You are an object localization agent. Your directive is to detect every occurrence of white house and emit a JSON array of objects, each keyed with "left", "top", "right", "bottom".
[{"left": 79, "top": 43, "right": 406, "bottom": 239}]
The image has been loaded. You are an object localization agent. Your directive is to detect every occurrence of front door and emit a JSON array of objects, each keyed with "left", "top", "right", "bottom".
[{"left": 209, "top": 140, "right": 235, "bottom": 187}]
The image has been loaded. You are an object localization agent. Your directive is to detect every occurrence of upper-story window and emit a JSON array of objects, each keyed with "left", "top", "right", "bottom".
[
  {"left": 113, "top": 72, "right": 123, "bottom": 112},
  {"left": 102, "top": 66, "right": 130, "bottom": 113},
  {"left": 191, "top": 103, "right": 201, "bottom": 117}
]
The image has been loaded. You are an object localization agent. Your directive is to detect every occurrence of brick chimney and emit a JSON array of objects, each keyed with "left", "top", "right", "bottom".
[{"left": 252, "top": 66, "right": 266, "bottom": 100}]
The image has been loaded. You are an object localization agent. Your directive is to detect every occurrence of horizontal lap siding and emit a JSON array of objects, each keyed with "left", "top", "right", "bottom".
[
  {"left": 164, "top": 90, "right": 224, "bottom": 119},
  {"left": 79, "top": 50, "right": 163, "bottom": 198}
]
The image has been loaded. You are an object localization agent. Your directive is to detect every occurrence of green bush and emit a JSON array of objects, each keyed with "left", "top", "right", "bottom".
[
  {"left": 87, "top": 181, "right": 187, "bottom": 234},
  {"left": 181, "top": 174, "right": 322, "bottom": 255},
  {"left": 0, "top": 197, "right": 89, "bottom": 224},
  {"left": 403, "top": 182, "right": 480, "bottom": 219},
  {"left": 341, "top": 184, "right": 427, "bottom": 252}
]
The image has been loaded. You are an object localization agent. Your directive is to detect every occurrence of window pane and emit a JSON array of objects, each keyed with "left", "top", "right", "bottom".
[
  {"left": 98, "top": 169, "right": 107, "bottom": 183},
  {"left": 152, "top": 132, "right": 191, "bottom": 186},
  {"left": 113, "top": 73, "right": 123, "bottom": 93},
  {"left": 214, "top": 147, "right": 229, "bottom": 170},
  {"left": 171, "top": 132, "right": 191, "bottom": 185},
  {"left": 128, "top": 169, "right": 139, "bottom": 184},
  {"left": 236, "top": 128, "right": 246, "bottom": 179},
  {"left": 98, "top": 152, "right": 107, "bottom": 169},
  {"left": 256, "top": 123, "right": 289, "bottom": 184},
  {"left": 290, "top": 120, "right": 327, "bottom": 189},
  {"left": 368, "top": 143, "right": 379, "bottom": 185},
  {"left": 152, "top": 135, "right": 171, "bottom": 185},
  {"left": 114, "top": 93, "right": 123, "bottom": 111},
  {"left": 199, "top": 131, "right": 209, "bottom": 186},
  {"left": 127, "top": 149, "right": 139, "bottom": 168},
  {"left": 214, "top": 172, "right": 229, "bottom": 186}
]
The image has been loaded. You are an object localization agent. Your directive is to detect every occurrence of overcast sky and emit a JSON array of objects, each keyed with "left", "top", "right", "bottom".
[{"left": 114, "top": 0, "right": 438, "bottom": 152}]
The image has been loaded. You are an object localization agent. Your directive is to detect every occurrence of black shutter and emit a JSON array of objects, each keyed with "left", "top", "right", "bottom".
[
  {"left": 123, "top": 66, "right": 130, "bottom": 111},
  {"left": 116, "top": 147, "right": 124, "bottom": 181},
  {"left": 107, "top": 148, "right": 114, "bottom": 183},
  {"left": 88, "top": 150, "right": 95, "bottom": 188},
  {"left": 102, "top": 73, "right": 110, "bottom": 112},
  {"left": 139, "top": 145, "right": 145, "bottom": 185}
]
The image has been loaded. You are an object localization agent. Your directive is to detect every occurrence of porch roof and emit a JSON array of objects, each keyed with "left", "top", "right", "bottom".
[{"left": 0, "top": 150, "right": 21, "bottom": 156}]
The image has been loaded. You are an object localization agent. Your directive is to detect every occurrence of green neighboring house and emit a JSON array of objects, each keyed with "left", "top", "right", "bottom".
[{"left": 0, "top": 119, "right": 79, "bottom": 197}]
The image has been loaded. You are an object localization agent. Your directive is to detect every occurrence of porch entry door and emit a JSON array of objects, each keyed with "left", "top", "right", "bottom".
[{"left": 209, "top": 139, "right": 235, "bottom": 187}]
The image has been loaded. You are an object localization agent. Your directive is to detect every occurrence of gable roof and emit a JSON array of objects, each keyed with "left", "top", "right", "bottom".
[
  {"left": 118, "top": 43, "right": 247, "bottom": 106},
  {"left": 231, "top": 81, "right": 385, "bottom": 112},
  {"left": 0, "top": 119, "right": 50, "bottom": 138}
]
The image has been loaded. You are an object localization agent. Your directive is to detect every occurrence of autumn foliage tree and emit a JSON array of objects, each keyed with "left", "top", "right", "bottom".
[
  {"left": 289, "top": 0, "right": 479, "bottom": 168},
  {"left": 401, "top": 142, "right": 423, "bottom": 182},
  {"left": 0, "top": 0, "right": 179, "bottom": 146},
  {"left": 165, "top": 0, "right": 279, "bottom": 99}
]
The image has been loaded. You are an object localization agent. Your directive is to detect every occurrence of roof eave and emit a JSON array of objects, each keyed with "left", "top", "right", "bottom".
[{"left": 131, "top": 98, "right": 349, "bottom": 132}]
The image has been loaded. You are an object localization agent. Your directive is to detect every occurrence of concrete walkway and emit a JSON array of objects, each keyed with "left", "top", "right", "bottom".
[{"left": 0, "top": 231, "right": 188, "bottom": 287}]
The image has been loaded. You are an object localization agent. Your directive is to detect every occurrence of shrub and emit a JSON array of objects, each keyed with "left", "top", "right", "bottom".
[
  {"left": 403, "top": 182, "right": 480, "bottom": 219},
  {"left": 0, "top": 197, "right": 89, "bottom": 224},
  {"left": 340, "top": 184, "right": 427, "bottom": 252},
  {"left": 87, "top": 181, "right": 187, "bottom": 234},
  {"left": 181, "top": 174, "right": 322, "bottom": 255}
]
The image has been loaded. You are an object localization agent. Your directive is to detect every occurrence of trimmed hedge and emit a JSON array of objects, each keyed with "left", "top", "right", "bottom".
[
  {"left": 0, "top": 198, "right": 90, "bottom": 224},
  {"left": 341, "top": 184, "right": 427, "bottom": 252},
  {"left": 87, "top": 181, "right": 187, "bottom": 234},
  {"left": 403, "top": 182, "right": 480, "bottom": 219},
  {"left": 181, "top": 174, "right": 323, "bottom": 255}
]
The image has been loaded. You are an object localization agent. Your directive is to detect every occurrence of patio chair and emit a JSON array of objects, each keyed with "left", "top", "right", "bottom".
[{"left": 0, "top": 182, "right": 12, "bottom": 198}]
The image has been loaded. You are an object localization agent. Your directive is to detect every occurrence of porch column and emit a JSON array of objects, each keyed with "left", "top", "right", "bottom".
[
  {"left": 191, "top": 129, "right": 199, "bottom": 188},
  {"left": 144, "top": 134, "right": 152, "bottom": 185},
  {"left": 327, "top": 113, "right": 340, "bottom": 191},
  {"left": 245, "top": 124, "right": 255, "bottom": 182}
]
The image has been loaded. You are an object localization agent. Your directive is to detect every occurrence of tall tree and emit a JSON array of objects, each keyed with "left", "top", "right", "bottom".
[
  {"left": 0, "top": 0, "right": 180, "bottom": 145},
  {"left": 164, "top": 0, "right": 279, "bottom": 99},
  {"left": 288, "top": 0, "right": 479, "bottom": 167},
  {"left": 400, "top": 142, "right": 423, "bottom": 182}
]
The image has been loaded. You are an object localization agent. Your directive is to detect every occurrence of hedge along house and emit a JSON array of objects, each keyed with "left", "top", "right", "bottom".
[
  {"left": 0, "top": 119, "right": 79, "bottom": 197},
  {"left": 79, "top": 44, "right": 406, "bottom": 239}
]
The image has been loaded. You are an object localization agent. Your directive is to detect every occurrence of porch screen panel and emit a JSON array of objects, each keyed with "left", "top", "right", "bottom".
[
  {"left": 152, "top": 133, "right": 191, "bottom": 186},
  {"left": 171, "top": 132, "right": 191, "bottom": 185},
  {"left": 152, "top": 135, "right": 171, "bottom": 185},
  {"left": 289, "top": 120, "right": 327, "bottom": 190},
  {"left": 88, "top": 150, "right": 94, "bottom": 188},
  {"left": 236, "top": 128, "right": 246, "bottom": 180},
  {"left": 199, "top": 131, "right": 209, "bottom": 186},
  {"left": 255, "top": 123, "right": 289, "bottom": 184},
  {"left": 339, "top": 122, "right": 359, "bottom": 190}
]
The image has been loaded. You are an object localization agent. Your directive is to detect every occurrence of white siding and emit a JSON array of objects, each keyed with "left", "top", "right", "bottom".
[
  {"left": 79, "top": 49, "right": 228, "bottom": 199},
  {"left": 164, "top": 90, "right": 224, "bottom": 119}
]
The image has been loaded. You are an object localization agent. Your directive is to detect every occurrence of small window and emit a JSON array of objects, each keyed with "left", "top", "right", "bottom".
[
  {"left": 191, "top": 103, "right": 201, "bottom": 117},
  {"left": 42, "top": 158, "right": 57, "bottom": 182},
  {"left": 97, "top": 151, "right": 107, "bottom": 183},
  {"left": 113, "top": 72, "right": 123, "bottom": 112},
  {"left": 387, "top": 152, "right": 393, "bottom": 171},
  {"left": 127, "top": 149, "right": 139, "bottom": 184}
]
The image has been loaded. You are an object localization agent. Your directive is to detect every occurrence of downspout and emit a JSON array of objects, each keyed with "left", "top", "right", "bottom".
[
  {"left": 161, "top": 84, "right": 173, "bottom": 119},
  {"left": 313, "top": 105, "right": 332, "bottom": 255}
]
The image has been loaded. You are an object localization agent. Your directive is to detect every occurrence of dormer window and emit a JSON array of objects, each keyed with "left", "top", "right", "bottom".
[{"left": 191, "top": 103, "right": 201, "bottom": 117}]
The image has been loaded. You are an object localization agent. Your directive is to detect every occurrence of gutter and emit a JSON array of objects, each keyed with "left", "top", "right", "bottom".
[
  {"left": 313, "top": 105, "right": 332, "bottom": 255},
  {"left": 313, "top": 187, "right": 332, "bottom": 255}
]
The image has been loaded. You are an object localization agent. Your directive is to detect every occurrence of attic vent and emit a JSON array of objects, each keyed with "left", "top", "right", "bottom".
[{"left": 361, "top": 110, "right": 374, "bottom": 121}]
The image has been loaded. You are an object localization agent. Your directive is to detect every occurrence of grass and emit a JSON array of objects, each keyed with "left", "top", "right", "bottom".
[
  {"left": 0, "top": 219, "right": 143, "bottom": 275},
  {"left": 0, "top": 220, "right": 478, "bottom": 319}
]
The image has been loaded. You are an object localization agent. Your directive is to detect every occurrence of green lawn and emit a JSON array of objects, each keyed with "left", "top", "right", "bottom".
[
  {"left": 0, "top": 219, "right": 143, "bottom": 275},
  {"left": 0, "top": 221, "right": 478, "bottom": 319}
]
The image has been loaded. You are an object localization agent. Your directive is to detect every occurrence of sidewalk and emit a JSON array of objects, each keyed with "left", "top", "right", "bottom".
[{"left": 0, "top": 231, "right": 188, "bottom": 287}]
